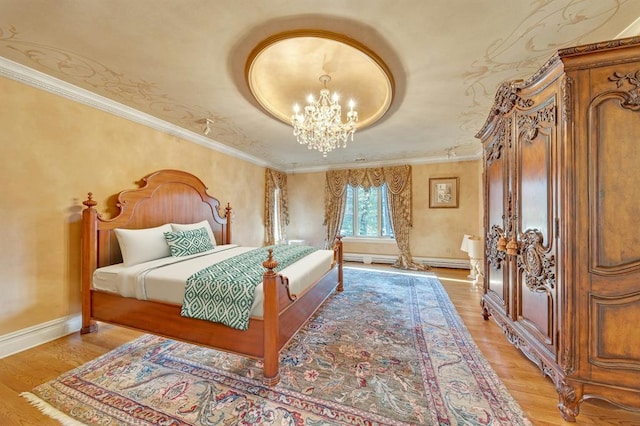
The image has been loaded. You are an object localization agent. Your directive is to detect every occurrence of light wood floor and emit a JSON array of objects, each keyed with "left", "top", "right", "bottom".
[{"left": 1, "top": 266, "right": 639, "bottom": 425}]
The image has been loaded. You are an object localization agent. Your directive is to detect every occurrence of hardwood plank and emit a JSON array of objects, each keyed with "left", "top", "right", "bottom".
[{"left": 0, "top": 324, "right": 142, "bottom": 425}]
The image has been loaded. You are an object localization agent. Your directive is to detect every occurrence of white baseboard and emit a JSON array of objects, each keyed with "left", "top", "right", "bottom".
[
  {"left": 0, "top": 314, "right": 82, "bottom": 359},
  {"left": 343, "top": 253, "right": 470, "bottom": 269}
]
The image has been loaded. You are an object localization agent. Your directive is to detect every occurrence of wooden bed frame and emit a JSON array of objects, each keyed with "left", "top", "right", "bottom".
[{"left": 80, "top": 169, "right": 343, "bottom": 386}]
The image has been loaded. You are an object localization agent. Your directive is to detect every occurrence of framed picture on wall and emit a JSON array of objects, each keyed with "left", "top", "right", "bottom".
[{"left": 429, "top": 177, "right": 459, "bottom": 208}]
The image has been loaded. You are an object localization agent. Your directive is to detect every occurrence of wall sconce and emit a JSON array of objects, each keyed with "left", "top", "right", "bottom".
[{"left": 461, "top": 234, "right": 484, "bottom": 285}]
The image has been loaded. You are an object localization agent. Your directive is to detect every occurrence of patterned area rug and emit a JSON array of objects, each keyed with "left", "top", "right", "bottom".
[{"left": 23, "top": 267, "right": 531, "bottom": 425}]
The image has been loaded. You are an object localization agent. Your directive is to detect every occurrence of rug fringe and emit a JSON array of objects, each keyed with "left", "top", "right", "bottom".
[{"left": 20, "top": 392, "right": 87, "bottom": 426}]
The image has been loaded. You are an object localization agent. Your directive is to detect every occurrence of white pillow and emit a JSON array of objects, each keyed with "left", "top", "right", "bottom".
[
  {"left": 114, "top": 224, "right": 172, "bottom": 266},
  {"left": 171, "top": 220, "right": 216, "bottom": 246}
]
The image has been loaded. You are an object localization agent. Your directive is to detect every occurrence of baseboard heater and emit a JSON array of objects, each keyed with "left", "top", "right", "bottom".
[{"left": 343, "top": 253, "right": 469, "bottom": 269}]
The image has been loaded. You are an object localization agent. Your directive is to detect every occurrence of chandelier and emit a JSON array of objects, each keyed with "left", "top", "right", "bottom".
[{"left": 291, "top": 75, "right": 358, "bottom": 157}]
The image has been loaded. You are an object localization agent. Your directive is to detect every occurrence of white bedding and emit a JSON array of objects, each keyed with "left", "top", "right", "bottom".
[{"left": 92, "top": 244, "right": 335, "bottom": 318}]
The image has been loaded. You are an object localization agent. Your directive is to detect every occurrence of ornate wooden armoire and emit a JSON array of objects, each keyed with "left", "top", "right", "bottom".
[{"left": 476, "top": 36, "right": 640, "bottom": 421}]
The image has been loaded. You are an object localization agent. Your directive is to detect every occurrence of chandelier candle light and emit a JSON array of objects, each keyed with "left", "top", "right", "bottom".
[{"left": 291, "top": 75, "right": 358, "bottom": 157}]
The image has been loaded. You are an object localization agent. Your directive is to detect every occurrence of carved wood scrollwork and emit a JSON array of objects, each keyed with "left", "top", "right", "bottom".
[
  {"left": 517, "top": 103, "right": 556, "bottom": 145},
  {"left": 476, "top": 82, "right": 533, "bottom": 139},
  {"left": 488, "top": 225, "right": 507, "bottom": 269},
  {"left": 562, "top": 347, "right": 575, "bottom": 375},
  {"left": 506, "top": 192, "right": 515, "bottom": 237},
  {"left": 562, "top": 76, "right": 573, "bottom": 122},
  {"left": 609, "top": 70, "right": 640, "bottom": 110},
  {"left": 517, "top": 229, "right": 555, "bottom": 291},
  {"left": 492, "top": 81, "right": 535, "bottom": 116},
  {"left": 557, "top": 381, "right": 579, "bottom": 422},
  {"left": 485, "top": 119, "right": 506, "bottom": 167},
  {"left": 485, "top": 115, "right": 513, "bottom": 166}
]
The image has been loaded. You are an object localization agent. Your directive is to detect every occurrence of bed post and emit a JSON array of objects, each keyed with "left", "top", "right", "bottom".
[
  {"left": 336, "top": 235, "right": 344, "bottom": 292},
  {"left": 80, "top": 193, "right": 98, "bottom": 334},
  {"left": 224, "top": 203, "right": 232, "bottom": 244},
  {"left": 262, "top": 249, "right": 280, "bottom": 386}
]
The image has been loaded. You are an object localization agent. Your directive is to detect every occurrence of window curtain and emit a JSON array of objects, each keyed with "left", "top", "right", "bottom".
[
  {"left": 324, "top": 165, "right": 429, "bottom": 270},
  {"left": 264, "top": 168, "right": 288, "bottom": 245},
  {"left": 323, "top": 170, "right": 349, "bottom": 249}
]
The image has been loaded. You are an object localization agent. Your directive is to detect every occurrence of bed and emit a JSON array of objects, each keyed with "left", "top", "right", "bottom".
[{"left": 80, "top": 169, "right": 344, "bottom": 386}]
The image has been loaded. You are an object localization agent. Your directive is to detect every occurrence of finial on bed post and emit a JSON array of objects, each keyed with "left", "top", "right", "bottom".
[
  {"left": 262, "top": 248, "right": 280, "bottom": 386},
  {"left": 225, "top": 203, "right": 232, "bottom": 244},
  {"left": 262, "top": 248, "right": 278, "bottom": 271},
  {"left": 83, "top": 192, "right": 97, "bottom": 210}
]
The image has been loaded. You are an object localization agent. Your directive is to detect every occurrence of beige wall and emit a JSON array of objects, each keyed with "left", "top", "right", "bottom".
[
  {"left": 411, "top": 160, "right": 483, "bottom": 259},
  {"left": 287, "top": 161, "right": 483, "bottom": 261},
  {"left": 0, "top": 76, "right": 265, "bottom": 336},
  {"left": 287, "top": 172, "right": 326, "bottom": 248}
]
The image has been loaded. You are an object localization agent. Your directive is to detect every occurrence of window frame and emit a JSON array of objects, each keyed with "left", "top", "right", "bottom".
[
  {"left": 341, "top": 184, "right": 395, "bottom": 240},
  {"left": 273, "top": 187, "right": 282, "bottom": 243}
]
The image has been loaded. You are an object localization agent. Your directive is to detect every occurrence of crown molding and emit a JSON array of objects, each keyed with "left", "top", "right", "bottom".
[
  {"left": 0, "top": 57, "right": 271, "bottom": 168},
  {"left": 288, "top": 152, "right": 481, "bottom": 174}
]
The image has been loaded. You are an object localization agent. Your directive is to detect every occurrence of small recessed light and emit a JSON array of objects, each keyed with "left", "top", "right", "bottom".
[{"left": 355, "top": 157, "right": 366, "bottom": 162}]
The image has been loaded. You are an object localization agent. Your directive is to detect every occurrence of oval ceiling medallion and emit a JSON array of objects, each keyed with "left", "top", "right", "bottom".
[{"left": 246, "top": 30, "right": 394, "bottom": 130}]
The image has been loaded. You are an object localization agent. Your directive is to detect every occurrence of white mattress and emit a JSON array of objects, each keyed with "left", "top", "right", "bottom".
[{"left": 92, "top": 244, "right": 335, "bottom": 318}]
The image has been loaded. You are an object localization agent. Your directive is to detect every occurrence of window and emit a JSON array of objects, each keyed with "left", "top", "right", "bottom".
[{"left": 341, "top": 184, "right": 394, "bottom": 238}]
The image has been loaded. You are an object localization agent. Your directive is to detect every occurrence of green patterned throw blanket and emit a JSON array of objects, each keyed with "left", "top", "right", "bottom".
[{"left": 181, "top": 245, "right": 318, "bottom": 330}]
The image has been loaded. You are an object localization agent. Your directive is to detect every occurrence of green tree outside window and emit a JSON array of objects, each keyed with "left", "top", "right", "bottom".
[{"left": 341, "top": 184, "right": 394, "bottom": 238}]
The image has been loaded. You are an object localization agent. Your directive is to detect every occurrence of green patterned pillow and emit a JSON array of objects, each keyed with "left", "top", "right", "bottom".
[{"left": 163, "top": 227, "right": 214, "bottom": 257}]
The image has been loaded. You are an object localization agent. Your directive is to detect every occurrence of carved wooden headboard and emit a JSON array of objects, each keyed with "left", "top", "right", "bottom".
[{"left": 81, "top": 169, "right": 231, "bottom": 269}]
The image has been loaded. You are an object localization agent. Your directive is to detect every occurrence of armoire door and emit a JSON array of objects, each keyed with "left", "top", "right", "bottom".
[
  {"left": 482, "top": 118, "right": 510, "bottom": 320},
  {"left": 512, "top": 96, "right": 558, "bottom": 359}
]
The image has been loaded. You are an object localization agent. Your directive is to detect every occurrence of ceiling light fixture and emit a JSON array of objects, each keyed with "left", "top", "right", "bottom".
[
  {"left": 291, "top": 75, "right": 358, "bottom": 157},
  {"left": 203, "top": 118, "right": 213, "bottom": 136}
]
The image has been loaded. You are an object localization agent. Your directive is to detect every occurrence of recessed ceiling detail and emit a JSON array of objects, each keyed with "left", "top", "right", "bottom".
[{"left": 246, "top": 30, "right": 395, "bottom": 130}]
